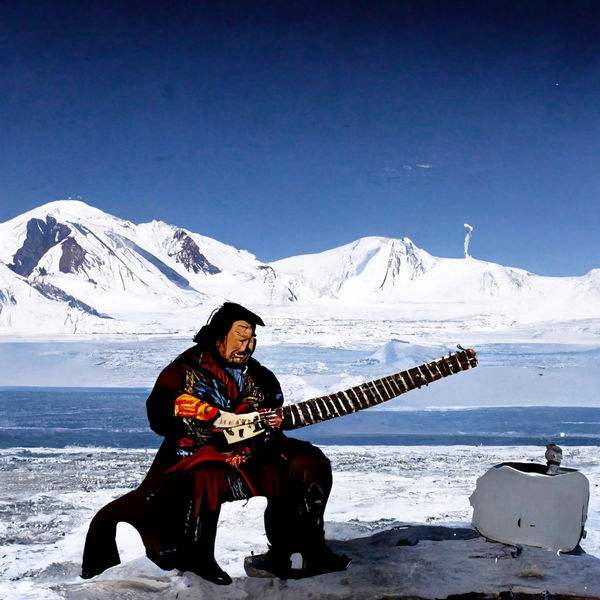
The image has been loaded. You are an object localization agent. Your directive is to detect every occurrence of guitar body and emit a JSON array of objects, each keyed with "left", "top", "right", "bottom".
[{"left": 217, "top": 406, "right": 265, "bottom": 444}]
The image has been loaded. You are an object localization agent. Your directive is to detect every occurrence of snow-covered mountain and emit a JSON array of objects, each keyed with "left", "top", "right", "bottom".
[
  {"left": 0, "top": 199, "right": 599, "bottom": 336},
  {"left": 273, "top": 237, "right": 600, "bottom": 324},
  {"left": 0, "top": 261, "right": 109, "bottom": 335},
  {"left": 272, "top": 236, "right": 437, "bottom": 302},
  {"left": 0, "top": 200, "right": 296, "bottom": 332}
]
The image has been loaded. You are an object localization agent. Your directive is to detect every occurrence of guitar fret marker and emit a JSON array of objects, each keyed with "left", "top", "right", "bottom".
[
  {"left": 340, "top": 391, "right": 354, "bottom": 412},
  {"left": 332, "top": 395, "right": 345, "bottom": 415},
  {"left": 352, "top": 386, "right": 368, "bottom": 409},
  {"left": 369, "top": 380, "right": 381, "bottom": 402},
  {"left": 416, "top": 367, "right": 428, "bottom": 387},
  {"left": 382, "top": 377, "right": 396, "bottom": 397},
  {"left": 431, "top": 361, "right": 444, "bottom": 379},
  {"left": 438, "top": 359, "right": 451, "bottom": 377},
  {"left": 424, "top": 363, "right": 437, "bottom": 381},
  {"left": 313, "top": 400, "right": 324, "bottom": 420},
  {"left": 388, "top": 376, "right": 402, "bottom": 395},
  {"left": 347, "top": 387, "right": 363, "bottom": 410},
  {"left": 305, "top": 401, "right": 317, "bottom": 424},
  {"left": 336, "top": 392, "right": 351, "bottom": 414},
  {"left": 403, "top": 370, "right": 415, "bottom": 388},
  {"left": 374, "top": 379, "right": 390, "bottom": 401},
  {"left": 300, "top": 402, "right": 313, "bottom": 425},
  {"left": 329, "top": 398, "right": 341, "bottom": 417}
]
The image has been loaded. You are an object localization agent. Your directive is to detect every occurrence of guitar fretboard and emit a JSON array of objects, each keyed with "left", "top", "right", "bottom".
[{"left": 281, "top": 348, "right": 477, "bottom": 430}]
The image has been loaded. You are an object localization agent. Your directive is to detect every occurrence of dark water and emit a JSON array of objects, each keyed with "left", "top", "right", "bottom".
[{"left": 1, "top": 388, "right": 599, "bottom": 448}]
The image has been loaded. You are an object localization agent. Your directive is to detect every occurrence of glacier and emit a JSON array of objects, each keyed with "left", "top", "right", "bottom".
[
  {"left": 2, "top": 199, "right": 600, "bottom": 598},
  {"left": 1, "top": 199, "right": 599, "bottom": 338}
]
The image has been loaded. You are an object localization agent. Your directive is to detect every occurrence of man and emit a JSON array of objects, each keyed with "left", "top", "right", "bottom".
[{"left": 81, "top": 302, "right": 348, "bottom": 585}]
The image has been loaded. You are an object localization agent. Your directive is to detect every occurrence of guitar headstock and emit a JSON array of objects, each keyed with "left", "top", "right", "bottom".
[{"left": 455, "top": 346, "right": 478, "bottom": 369}]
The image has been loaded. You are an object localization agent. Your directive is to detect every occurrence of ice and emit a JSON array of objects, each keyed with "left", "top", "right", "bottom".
[
  {"left": 2, "top": 339, "right": 600, "bottom": 409},
  {"left": 1, "top": 445, "right": 599, "bottom": 599},
  {"left": 2, "top": 200, "right": 600, "bottom": 340},
  {"left": 362, "top": 339, "right": 454, "bottom": 368},
  {"left": 1, "top": 335, "right": 600, "bottom": 597}
]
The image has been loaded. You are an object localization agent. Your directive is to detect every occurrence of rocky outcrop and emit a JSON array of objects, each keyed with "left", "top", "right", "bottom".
[
  {"left": 59, "top": 237, "right": 89, "bottom": 274},
  {"left": 379, "top": 239, "right": 431, "bottom": 290},
  {"left": 0, "top": 287, "right": 17, "bottom": 315},
  {"left": 169, "top": 230, "right": 221, "bottom": 275},
  {"left": 30, "top": 280, "right": 110, "bottom": 318},
  {"left": 9, "top": 216, "right": 71, "bottom": 277}
]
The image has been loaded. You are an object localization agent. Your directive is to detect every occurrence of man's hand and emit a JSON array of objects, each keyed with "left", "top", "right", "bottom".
[
  {"left": 259, "top": 408, "right": 283, "bottom": 429},
  {"left": 174, "top": 394, "right": 219, "bottom": 420},
  {"left": 224, "top": 446, "right": 251, "bottom": 468}
]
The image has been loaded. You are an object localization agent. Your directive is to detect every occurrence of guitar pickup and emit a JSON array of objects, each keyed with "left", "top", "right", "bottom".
[{"left": 221, "top": 411, "right": 267, "bottom": 444}]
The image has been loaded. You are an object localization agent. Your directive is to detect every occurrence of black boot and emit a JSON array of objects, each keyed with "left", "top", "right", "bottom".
[
  {"left": 244, "top": 546, "right": 292, "bottom": 579},
  {"left": 179, "top": 553, "right": 232, "bottom": 585},
  {"left": 176, "top": 507, "right": 232, "bottom": 585},
  {"left": 299, "top": 544, "right": 350, "bottom": 578}
]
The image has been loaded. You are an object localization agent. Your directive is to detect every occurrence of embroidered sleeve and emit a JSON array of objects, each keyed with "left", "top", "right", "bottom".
[{"left": 174, "top": 393, "right": 219, "bottom": 420}]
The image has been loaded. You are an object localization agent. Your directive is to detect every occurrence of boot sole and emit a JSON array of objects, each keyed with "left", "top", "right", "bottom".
[
  {"left": 244, "top": 555, "right": 294, "bottom": 579},
  {"left": 244, "top": 555, "right": 350, "bottom": 579}
]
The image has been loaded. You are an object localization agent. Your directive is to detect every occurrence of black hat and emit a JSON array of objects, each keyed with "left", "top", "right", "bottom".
[{"left": 193, "top": 302, "right": 264, "bottom": 346}]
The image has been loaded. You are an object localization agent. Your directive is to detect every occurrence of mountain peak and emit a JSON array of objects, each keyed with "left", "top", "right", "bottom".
[
  {"left": 0, "top": 199, "right": 599, "bottom": 336},
  {"left": 35, "top": 199, "right": 126, "bottom": 222},
  {"left": 1, "top": 200, "right": 136, "bottom": 233},
  {"left": 42, "top": 199, "right": 92, "bottom": 210}
]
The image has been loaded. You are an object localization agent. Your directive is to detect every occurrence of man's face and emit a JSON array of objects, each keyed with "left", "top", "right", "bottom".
[{"left": 216, "top": 320, "right": 256, "bottom": 364}]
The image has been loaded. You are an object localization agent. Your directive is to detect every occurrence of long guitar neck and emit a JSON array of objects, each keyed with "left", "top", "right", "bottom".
[
  {"left": 218, "top": 348, "right": 478, "bottom": 444},
  {"left": 279, "top": 348, "right": 478, "bottom": 430}
]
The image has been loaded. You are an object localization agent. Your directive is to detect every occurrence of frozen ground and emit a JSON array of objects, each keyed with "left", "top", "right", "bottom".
[
  {"left": 2, "top": 337, "right": 600, "bottom": 407},
  {"left": 1, "top": 329, "right": 599, "bottom": 598},
  {"left": 0, "top": 445, "right": 599, "bottom": 599},
  {"left": 4, "top": 303, "right": 600, "bottom": 347}
]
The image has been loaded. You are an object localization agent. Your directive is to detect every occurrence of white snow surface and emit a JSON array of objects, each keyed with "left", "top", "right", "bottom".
[
  {"left": 1, "top": 338, "right": 600, "bottom": 598},
  {"left": 2, "top": 200, "right": 600, "bottom": 597},
  {"left": 1, "top": 199, "right": 600, "bottom": 338},
  {"left": 1, "top": 445, "right": 599, "bottom": 600},
  {"left": 1, "top": 334, "right": 600, "bottom": 599}
]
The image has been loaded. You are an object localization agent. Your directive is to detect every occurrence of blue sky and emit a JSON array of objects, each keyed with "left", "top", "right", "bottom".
[{"left": 1, "top": 1, "right": 599, "bottom": 276}]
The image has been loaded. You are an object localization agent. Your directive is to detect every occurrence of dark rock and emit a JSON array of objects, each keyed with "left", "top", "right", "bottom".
[
  {"left": 59, "top": 237, "right": 89, "bottom": 274},
  {"left": 170, "top": 230, "right": 221, "bottom": 275},
  {"left": 29, "top": 280, "right": 111, "bottom": 318},
  {"left": 0, "top": 289, "right": 17, "bottom": 307},
  {"left": 9, "top": 216, "right": 71, "bottom": 277}
]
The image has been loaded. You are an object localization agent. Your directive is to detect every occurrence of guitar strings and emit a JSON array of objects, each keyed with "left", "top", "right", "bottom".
[{"left": 285, "top": 351, "right": 476, "bottom": 427}]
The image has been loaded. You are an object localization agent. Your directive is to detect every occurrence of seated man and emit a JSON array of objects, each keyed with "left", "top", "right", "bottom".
[{"left": 81, "top": 302, "right": 348, "bottom": 585}]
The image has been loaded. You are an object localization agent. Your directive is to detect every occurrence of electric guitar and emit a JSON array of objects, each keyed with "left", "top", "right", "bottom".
[{"left": 217, "top": 347, "right": 478, "bottom": 445}]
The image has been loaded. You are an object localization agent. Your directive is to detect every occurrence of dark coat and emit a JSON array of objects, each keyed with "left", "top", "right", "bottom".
[
  {"left": 146, "top": 344, "right": 283, "bottom": 445},
  {"left": 81, "top": 345, "right": 331, "bottom": 579}
]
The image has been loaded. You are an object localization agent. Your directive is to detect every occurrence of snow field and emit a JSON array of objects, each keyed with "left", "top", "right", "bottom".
[{"left": 1, "top": 445, "right": 598, "bottom": 600}]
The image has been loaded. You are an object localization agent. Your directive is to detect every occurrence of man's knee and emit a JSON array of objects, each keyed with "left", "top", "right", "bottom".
[
  {"left": 286, "top": 453, "right": 332, "bottom": 496},
  {"left": 282, "top": 437, "right": 330, "bottom": 462}
]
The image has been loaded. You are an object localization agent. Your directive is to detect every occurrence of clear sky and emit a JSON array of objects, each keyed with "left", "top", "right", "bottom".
[{"left": 1, "top": 1, "right": 599, "bottom": 276}]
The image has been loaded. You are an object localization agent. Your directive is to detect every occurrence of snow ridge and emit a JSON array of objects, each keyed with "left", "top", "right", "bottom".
[{"left": 0, "top": 199, "right": 599, "bottom": 336}]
